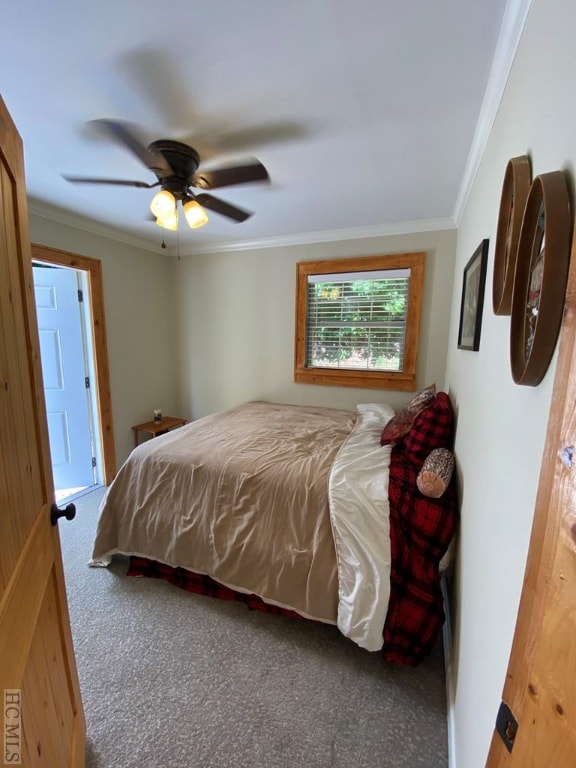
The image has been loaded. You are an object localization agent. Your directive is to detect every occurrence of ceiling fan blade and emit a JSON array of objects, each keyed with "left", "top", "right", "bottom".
[
  {"left": 116, "top": 48, "right": 200, "bottom": 133},
  {"left": 195, "top": 193, "right": 252, "bottom": 223},
  {"left": 200, "top": 121, "right": 309, "bottom": 153},
  {"left": 192, "top": 160, "right": 269, "bottom": 190},
  {"left": 63, "top": 175, "right": 158, "bottom": 189},
  {"left": 89, "top": 119, "right": 172, "bottom": 175}
]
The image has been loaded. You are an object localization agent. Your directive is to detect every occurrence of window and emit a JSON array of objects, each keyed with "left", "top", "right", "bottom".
[{"left": 295, "top": 252, "right": 426, "bottom": 390}]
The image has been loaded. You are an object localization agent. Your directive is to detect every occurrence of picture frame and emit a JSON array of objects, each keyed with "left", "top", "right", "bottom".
[{"left": 457, "top": 239, "right": 489, "bottom": 351}]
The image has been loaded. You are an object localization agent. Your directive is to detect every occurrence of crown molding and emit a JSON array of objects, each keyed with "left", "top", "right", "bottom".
[
  {"left": 453, "top": 0, "right": 533, "bottom": 223},
  {"left": 180, "top": 217, "right": 457, "bottom": 256},
  {"left": 28, "top": 198, "right": 456, "bottom": 257},
  {"left": 28, "top": 200, "right": 163, "bottom": 254}
]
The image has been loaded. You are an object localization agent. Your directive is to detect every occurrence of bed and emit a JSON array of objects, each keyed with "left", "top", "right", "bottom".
[{"left": 91, "top": 393, "right": 457, "bottom": 666}]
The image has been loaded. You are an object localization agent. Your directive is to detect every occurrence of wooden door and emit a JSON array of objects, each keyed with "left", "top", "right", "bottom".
[
  {"left": 0, "top": 96, "right": 85, "bottom": 765},
  {"left": 486, "top": 222, "right": 576, "bottom": 766}
]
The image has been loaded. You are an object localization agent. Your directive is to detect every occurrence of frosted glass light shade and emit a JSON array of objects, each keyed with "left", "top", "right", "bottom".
[
  {"left": 150, "top": 189, "right": 176, "bottom": 218},
  {"left": 155, "top": 209, "right": 178, "bottom": 231},
  {"left": 183, "top": 199, "right": 209, "bottom": 228}
]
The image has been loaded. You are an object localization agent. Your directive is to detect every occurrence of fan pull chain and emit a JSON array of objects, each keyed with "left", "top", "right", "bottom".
[
  {"left": 156, "top": 209, "right": 181, "bottom": 259},
  {"left": 159, "top": 219, "right": 167, "bottom": 250}
]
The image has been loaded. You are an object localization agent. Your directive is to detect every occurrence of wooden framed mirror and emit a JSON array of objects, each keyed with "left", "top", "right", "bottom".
[
  {"left": 510, "top": 171, "right": 572, "bottom": 386},
  {"left": 493, "top": 155, "right": 532, "bottom": 316}
]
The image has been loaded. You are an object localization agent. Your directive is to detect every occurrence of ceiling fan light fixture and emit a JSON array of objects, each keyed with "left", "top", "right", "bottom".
[
  {"left": 155, "top": 209, "right": 179, "bottom": 231},
  {"left": 183, "top": 198, "right": 209, "bottom": 229},
  {"left": 150, "top": 189, "right": 176, "bottom": 219}
]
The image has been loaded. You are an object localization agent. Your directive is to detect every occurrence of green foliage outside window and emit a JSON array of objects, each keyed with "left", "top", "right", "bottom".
[{"left": 306, "top": 276, "right": 409, "bottom": 371}]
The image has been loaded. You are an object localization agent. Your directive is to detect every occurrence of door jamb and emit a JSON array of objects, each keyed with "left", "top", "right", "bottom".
[{"left": 31, "top": 243, "right": 116, "bottom": 484}]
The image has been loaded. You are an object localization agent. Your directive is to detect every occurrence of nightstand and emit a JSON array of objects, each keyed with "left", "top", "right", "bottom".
[{"left": 132, "top": 416, "right": 187, "bottom": 447}]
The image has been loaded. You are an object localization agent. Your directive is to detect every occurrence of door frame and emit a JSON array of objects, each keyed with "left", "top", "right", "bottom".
[
  {"left": 486, "top": 218, "right": 576, "bottom": 764},
  {"left": 31, "top": 243, "right": 116, "bottom": 485}
]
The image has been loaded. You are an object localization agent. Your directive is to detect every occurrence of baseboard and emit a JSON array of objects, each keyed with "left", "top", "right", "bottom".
[{"left": 441, "top": 575, "right": 457, "bottom": 768}]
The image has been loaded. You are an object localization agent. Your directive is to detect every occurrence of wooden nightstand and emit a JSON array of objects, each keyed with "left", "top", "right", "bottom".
[{"left": 132, "top": 416, "right": 187, "bottom": 447}]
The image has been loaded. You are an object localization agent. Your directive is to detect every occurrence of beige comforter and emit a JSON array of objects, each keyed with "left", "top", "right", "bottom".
[{"left": 91, "top": 401, "right": 357, "bottom": 623}]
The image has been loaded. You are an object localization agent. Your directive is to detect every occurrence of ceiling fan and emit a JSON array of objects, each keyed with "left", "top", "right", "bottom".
[{"left": 63, "top": 119, "right": 270, "bottom": 231}]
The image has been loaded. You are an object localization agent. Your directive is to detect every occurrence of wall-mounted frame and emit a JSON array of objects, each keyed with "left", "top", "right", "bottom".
[
  {"left": 493, "top": 155, "right": 532, "bottom": 315},
  {"left": 458, "top": 239, "right": 489, "bottom": 351},
  {"left": 510, "top": 171, "right": 572, "bottom": 386}
]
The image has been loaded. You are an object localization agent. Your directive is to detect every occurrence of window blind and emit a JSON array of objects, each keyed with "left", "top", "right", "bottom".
[{"left": 305, "top": 269, "right": 410, "bottom": 372}]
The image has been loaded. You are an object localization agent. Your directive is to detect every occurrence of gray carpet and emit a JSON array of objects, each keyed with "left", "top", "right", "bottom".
[{"left": 59, "top": 487, "right": 448, "bottom": 768}]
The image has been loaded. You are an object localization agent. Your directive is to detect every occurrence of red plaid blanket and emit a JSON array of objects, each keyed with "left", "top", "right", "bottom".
[
  {"left": 382, "top": 446, "right": 457, "bottom": 664},
  {"left": 127, "top": 558, "right": 308, "bottom": 621}
]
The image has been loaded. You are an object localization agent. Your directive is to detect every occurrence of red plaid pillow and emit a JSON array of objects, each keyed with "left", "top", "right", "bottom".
[
  {"left": 402, "top": 392, "right": 454, "bottom": 464},
  {"left": 380, "top": 384, "right": 436, "bottom": 445}
]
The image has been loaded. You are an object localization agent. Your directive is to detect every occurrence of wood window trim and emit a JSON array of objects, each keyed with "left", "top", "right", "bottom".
[
  {"left": 294, "top": 252, "right": 426, "bottom": 391},
  {"left": 31, "top": 243, "right": 116, "bottom": 483}
]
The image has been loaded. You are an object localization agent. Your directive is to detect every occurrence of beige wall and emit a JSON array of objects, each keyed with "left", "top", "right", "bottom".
[
  {"left": 29, "top": 215, "right": 178, "bottom": 466},
  {"left": 445, "top": 0, "right": 576, "bottom": 764},
  {"left": 173, "top": 229, "right": 457, "bottom": 419}
]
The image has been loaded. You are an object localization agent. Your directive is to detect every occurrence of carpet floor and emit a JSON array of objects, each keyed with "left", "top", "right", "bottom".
[{"left": 60, "top": 486, "right": 448, "bottom": 768}]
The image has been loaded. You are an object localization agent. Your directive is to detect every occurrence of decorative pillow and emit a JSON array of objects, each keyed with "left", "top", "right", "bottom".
[
  {"left": 380, "top": 384, "right": 436, "bottom": 445},
  {"left": 402, "top": 391, "right": 454, "bottom": 464},
  {"left": 417, "top": 448, "right": 455, "bottom": 498}
]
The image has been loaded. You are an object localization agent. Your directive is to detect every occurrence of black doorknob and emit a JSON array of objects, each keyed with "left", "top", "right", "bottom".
[{"left": 50, "top": 502, "right": 76, "bottom": 526}]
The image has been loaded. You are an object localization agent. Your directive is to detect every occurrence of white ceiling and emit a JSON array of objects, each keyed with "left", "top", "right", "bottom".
[{"left": 1, "top": 0, "right": 512, "bottom": 256}]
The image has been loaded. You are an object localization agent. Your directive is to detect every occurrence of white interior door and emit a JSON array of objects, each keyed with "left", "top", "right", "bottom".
[{"left": 33, "top": 265, "right": 95, "bottom": 490}]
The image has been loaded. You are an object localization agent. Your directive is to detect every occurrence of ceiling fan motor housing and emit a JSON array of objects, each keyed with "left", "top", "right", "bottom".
[{"left": 148, "top": 139, "right": 200, "bottom": 199}]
